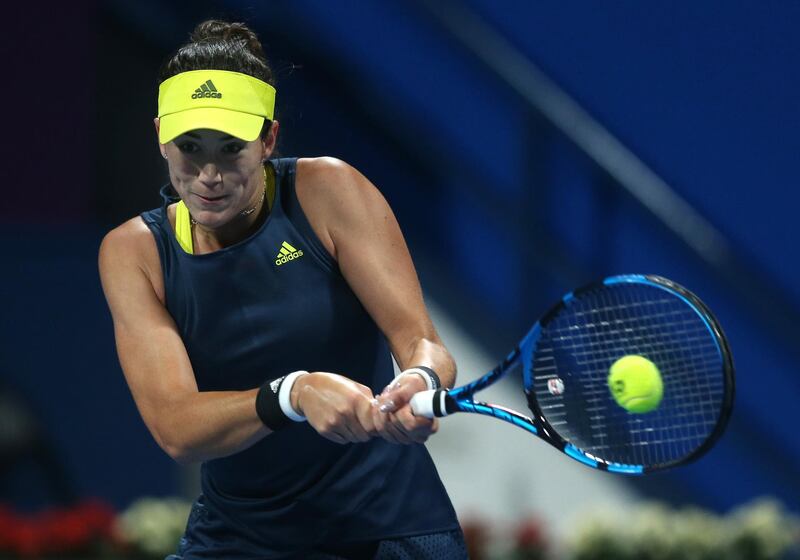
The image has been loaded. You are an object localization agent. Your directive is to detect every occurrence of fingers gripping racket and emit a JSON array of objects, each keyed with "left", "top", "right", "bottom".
[{"left": 411, "top": 275, "right": 735, "bottom": 474}]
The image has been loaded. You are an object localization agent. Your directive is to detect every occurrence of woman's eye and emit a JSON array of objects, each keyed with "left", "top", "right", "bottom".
[
  {"left": 223, "top": 144, "right": 244, "bottom": 154},
  {"left": 177, "top": 142, "right": 199, "bottom": 153}
]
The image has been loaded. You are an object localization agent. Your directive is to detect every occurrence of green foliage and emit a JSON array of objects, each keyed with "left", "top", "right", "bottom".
[
  {"left": 565, "top": 498, "right": 800, "bottom": 560},
  {"left": 116, "top": 498, "right": 192, "bottom": 559},
  {"left": 725, "top": 499, "right": 800, "bottom": 560}
]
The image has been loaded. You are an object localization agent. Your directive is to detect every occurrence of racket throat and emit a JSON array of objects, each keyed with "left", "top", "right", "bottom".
[{"left": 433, "top": 389, "right": 458, "bottom": 417}]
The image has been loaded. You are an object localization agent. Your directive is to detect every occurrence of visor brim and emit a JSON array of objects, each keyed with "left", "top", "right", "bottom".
[{"left": 159, "top": 108, "right": 265, "bottom": 144}]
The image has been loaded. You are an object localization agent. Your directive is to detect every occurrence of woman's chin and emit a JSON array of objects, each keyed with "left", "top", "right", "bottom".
[{"left": 191, "top": 210, "right": 235, "bottom": 230}]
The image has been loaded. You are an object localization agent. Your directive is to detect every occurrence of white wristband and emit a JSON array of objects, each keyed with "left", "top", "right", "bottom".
[
  {"left": 401, "top": 367, "right": 437, "bottom": 391},
  {"left": 278, "top": 370, "right": 309, "bottom": 422}
]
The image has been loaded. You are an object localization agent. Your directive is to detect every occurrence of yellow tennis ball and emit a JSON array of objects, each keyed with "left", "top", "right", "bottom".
[{"left": 607, "top": 355, "right": 663, "bottom": 413}]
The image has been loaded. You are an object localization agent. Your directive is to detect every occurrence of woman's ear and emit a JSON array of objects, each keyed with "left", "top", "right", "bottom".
[
  {"left": 262, "top": 120, "right": 280, "bottom": 161},
  {"left": 154, "top": 118, "right": 167, "bottom": 159}
]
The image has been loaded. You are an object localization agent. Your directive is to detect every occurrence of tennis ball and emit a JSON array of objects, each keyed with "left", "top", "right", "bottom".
[{"left": 607, "top": 355, "right": 663, "bottom": 413}]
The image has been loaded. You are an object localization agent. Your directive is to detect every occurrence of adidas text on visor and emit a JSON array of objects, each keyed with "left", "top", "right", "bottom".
[{"left": 157, "top": 70, "right": 276, "bottom": 144}]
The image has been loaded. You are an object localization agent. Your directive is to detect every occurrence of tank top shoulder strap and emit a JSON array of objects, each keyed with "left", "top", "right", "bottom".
[
  {"left": 139, "top": 184, "right": 174, "bottom": 248},
  {"left": 271, "top": 157, "right": 337, "bottom": 273},
  {"left": 139, "top": 184, "right": 180, "bottom": 283}
]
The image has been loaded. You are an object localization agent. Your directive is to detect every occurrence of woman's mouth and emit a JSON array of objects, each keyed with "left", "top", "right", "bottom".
[{"left": 194, "top": 193, "right": 227, "bottom": 204}]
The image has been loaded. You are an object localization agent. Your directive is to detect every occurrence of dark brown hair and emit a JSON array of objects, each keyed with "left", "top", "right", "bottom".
[{"left": 159, "top": 20, "right": 276, "bottom": 138}]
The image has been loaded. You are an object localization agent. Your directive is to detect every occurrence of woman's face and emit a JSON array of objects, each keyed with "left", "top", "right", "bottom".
[{"left": 156, "top": 123, "right": 277, "bottom": 229}]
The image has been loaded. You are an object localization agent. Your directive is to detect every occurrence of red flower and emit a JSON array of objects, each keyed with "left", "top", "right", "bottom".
[
  {"left": 78, "top": 499, "right": 117, "bottom": 539},
  {"left": 8, "top": 517, "right": 43, "bottom": 558},
  {"left": 460, "top": 517, "right": 492, "bottom": 560},
  {"left": 41, "top": 506, "right": 93, "bottom": 552},
  {"left": 514, "top": 516, "right": 546, "bottom": 549},
  {"left": 0, "top": 504, "right": 17, "bottom": 549},
  {"left": 0, "top": 498, "right": 119, "bottom": 557}
]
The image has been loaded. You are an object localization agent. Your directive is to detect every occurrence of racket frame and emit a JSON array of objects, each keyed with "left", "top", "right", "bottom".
[{"left": 425, "top": 274, "right": 735, "bottom": 475}]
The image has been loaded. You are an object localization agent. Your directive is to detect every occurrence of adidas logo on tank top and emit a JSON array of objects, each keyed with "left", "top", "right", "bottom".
[{"left": 275, "top": 241, "right": 304, "bottom": 266}]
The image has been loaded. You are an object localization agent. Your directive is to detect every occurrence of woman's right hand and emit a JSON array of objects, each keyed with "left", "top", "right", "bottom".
[{"left": 291, "top": 372, "right": 378, "bottom": 444}]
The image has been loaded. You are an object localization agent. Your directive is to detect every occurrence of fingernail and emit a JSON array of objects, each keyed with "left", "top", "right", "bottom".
[
  {"left": 381, "top": 382, "right": 401, "bottom": 395},
  {"left": 379, "top": 400, "right": 395, "bottom": 413}
]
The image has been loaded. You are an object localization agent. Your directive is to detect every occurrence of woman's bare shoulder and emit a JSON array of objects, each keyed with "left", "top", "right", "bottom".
[
  {"left": 294, "top": 157, "right": 396, "bottom": 262},
  {"left": 99, "top": 215, "right": 166, "bottom": 304},
  {"left": 296, "top": 157, "right": 362, "bottom": 188},
  {"left": 295, "top": 157, "right": 385, "bottom": 210},
  {"left": 101, "top": 216, "right": 157, "bottom": 257}
]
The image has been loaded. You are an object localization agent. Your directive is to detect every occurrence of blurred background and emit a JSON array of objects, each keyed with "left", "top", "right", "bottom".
[{"left": 1, "top": 0, "right": 799, "bottom": 558}]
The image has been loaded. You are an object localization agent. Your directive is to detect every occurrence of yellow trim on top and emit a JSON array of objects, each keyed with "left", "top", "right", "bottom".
[
  {"left": 265, "top": 164, "right": 276, "bottom": 213},
  {"left": 175, "top": 199, "right": 194, "bottom": 254}
]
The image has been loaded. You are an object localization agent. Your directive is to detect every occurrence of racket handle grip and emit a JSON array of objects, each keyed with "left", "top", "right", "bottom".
[{"left": 410, "top": 389, "right": 450, "bottom": 418}]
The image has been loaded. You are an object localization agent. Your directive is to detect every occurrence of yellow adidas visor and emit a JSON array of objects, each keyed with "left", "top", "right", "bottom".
[{"left": 157, "top": 69, "right": 276, "bottom": 144}]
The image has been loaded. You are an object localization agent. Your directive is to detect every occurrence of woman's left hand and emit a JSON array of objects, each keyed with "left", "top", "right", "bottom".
[{"left": 372, "top": 373, "right": 439, "bottom": 444}]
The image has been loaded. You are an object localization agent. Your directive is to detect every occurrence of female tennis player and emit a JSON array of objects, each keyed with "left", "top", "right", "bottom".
[{"left": 98, "top": 19, "right": 466, "bottom": 560}]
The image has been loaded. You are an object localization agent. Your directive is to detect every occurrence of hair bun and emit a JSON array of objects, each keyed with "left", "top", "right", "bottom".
[{"left": 190, "top": 20, "right": 265, "bottom": 59}]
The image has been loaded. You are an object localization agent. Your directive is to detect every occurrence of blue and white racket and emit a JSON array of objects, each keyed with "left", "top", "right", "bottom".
[{"left": 411, "top": 275, "right": 735, "bottom": 474}]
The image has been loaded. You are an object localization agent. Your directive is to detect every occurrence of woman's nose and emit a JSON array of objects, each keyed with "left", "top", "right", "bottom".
[{"left": 198, "top": 162, "right": 222, "bottom": 185}]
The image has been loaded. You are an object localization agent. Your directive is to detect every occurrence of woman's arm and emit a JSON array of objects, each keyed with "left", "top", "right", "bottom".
[
  {"left": 293, "top": 157, "right": 458, "bottom": 443},
  {"left": 99, "top": 219, "right": 273, "bottom": 464},
  {"left": 100, "top": 218, "right": 377, "bottom": 459}
]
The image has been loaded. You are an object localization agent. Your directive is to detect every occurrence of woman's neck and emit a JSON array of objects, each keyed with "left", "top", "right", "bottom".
[{"left": 192, "top": 200, "right": 267, "bottom": 252}]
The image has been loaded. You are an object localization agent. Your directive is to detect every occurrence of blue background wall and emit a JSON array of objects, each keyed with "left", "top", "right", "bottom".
[{"left": 2, "top": 0, "right": 797, "bottom": 515}]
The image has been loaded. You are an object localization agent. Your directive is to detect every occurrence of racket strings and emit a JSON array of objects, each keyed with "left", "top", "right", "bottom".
[
  {"left": 597, "top": 292, "right": 716, "bottom": 463},
  {"left": 530, "top": 283, "right": 726, "bottom": 468}
]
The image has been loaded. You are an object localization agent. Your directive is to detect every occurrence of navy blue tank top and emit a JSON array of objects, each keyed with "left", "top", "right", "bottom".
[{"left": 140, "top": 158, "right": 458, "bottom": 557}]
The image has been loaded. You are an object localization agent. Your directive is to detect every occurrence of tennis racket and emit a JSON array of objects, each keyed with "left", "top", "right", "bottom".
[{"left": 411, "top": 274, "right": 735, "bottom": 474}]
